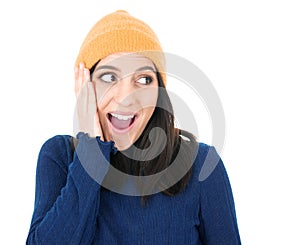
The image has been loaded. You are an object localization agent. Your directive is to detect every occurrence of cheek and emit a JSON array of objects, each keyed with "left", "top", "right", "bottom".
[
  {"left": 138, "top": 89, "right": 158, "bottom": 128},
  {"left": 94, "top": 82, "right": 112, "bottom": 110},
  {"left": 142, "top": 107, "right": 155, "bottom": 124},
  {"left": 136, "top": 87, "right": 158, "bottom": 110}
]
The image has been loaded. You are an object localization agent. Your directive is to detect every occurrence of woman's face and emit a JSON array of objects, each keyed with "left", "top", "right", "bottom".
[{"left": 91, "top": 53, "right": 159, "bottom": 150}]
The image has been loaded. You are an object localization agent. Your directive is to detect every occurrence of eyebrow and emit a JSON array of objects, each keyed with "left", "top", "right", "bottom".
[
  {"left": 95, "top": 65, "right": 120, "bottom": 72},
  {"left": 135, "top": 66, "right": 156, "bottom": 72},
  {"left": 95, "top": 65, "right": 156, "bottom": 73}
]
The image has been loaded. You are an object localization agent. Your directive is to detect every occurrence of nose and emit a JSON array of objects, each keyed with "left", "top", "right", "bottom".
[{"left": 113, "top": 77, "right": 136, "bottom": 107}]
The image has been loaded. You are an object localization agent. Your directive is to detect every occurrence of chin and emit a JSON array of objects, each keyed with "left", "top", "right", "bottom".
[{"left": 112, "top": 135, "right": 135, "bottom": 151}]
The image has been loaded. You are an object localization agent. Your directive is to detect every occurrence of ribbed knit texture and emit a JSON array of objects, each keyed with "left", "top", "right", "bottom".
[
  {"left": 26, "top": 135, "right": 241, "bottom": 244},
  {"left": 75, "top": 10, "right": 166, "bottom": 85}
]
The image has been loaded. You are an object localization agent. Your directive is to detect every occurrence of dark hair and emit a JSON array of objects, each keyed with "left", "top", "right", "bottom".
[{"left": 90, "top": 62, "right": 198, "bottom": 205}]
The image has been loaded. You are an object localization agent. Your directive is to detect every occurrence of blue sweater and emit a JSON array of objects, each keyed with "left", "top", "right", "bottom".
[{"left": 26, "top": 135, "right": 241, "bottom": 244}]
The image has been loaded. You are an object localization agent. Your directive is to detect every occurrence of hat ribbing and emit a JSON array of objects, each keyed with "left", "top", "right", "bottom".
[{"left": 75, "top": 10, "right": 166, "bottom": 85}]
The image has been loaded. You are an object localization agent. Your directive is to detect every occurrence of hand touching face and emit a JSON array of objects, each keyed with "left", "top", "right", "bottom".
[{"left": 74, "top": 62, "right": 103, "bottom": 139}]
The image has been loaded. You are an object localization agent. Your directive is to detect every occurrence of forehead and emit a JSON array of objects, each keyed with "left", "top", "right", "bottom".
[{"left": 96, "top": 52, "right": 156, "bottom": 71}]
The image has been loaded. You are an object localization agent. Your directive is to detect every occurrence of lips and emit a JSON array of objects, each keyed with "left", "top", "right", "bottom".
[{"left": 107, "top": 112, "right": 137, "bottom": 133}]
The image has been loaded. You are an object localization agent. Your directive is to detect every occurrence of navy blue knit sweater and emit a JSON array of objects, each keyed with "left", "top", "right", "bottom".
[{"left": 26, "top": 134, "right": 241, "bottom": 244}]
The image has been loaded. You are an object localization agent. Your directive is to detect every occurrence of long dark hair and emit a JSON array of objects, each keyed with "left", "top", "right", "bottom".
[{"left": 90, "top": 62, "right": 198, "bottom": 205}]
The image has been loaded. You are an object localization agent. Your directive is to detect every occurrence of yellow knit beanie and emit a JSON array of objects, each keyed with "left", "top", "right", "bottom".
[{"left": 75, "top": 10, "right": 166, "bottom": 85}]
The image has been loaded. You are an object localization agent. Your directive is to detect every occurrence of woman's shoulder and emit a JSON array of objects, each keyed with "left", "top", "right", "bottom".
[
  {"left": 178, "top": 130, "right": 223, "bottom": 184},
  {"left": 179, "top": 130, "right": 220, "bottom": 175},
  {"left": 192, "top": 141, "right": 225, "bottom": 183},
  {"left": 40, "top": 134, "right": 73, "bottom": 152},
  {"left": 38, "top": 134, "right": 74, "bottom": 169},
  {"left": 196, "top": 142, "right": 220, "bottom": 164}
]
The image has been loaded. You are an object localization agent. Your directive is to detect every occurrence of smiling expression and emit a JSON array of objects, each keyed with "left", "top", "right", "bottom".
[{"left": 91, "top": 53, "right": 159, "bottom": 150}]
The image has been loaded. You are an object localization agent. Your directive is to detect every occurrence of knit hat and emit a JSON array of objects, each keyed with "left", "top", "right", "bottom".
[{"left": 75, "top": 10, "right": 166, "bottom": 85}]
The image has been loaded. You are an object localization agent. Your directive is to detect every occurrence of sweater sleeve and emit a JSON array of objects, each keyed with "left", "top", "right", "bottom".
[
  {"left": 198, "top": 146, "right": 241, "bottom": 244},
  {"left": 26, "top": 134, "right": 116, "bottom": 245}
]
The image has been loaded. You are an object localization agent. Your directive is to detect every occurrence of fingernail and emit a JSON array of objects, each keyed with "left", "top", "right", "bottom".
[
  {"left": 84, "top": 68, "right": 88, "bottom": 76},
  {"left": 80, "top": 62, "right": 84, "bottom": 69}
]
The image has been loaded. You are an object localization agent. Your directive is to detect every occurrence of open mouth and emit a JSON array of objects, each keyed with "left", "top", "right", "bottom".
[{"left": 107, "top": 112, "right": 137, "bottom": 133}]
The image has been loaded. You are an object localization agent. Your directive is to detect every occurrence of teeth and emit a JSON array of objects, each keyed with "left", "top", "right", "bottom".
[{"left": 111, "top": 113, "right": 135, "bottom": 121}]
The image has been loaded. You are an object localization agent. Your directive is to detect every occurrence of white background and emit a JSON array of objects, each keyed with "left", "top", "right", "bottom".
[{"left": 1, "top": 0, "right": 299, "bottom": 244}]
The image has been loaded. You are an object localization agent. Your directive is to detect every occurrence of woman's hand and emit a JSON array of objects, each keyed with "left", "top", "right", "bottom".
[{"left": 73, "top": 62, "right": 103, "bottom": 139}]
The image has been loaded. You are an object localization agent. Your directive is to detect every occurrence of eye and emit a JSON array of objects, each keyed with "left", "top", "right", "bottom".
[
  {"left": 99, "top": 73, "right": 117, "bottom": 83},
  {"left": 137, "top": 76, "right": 153, "bottom": 85}
]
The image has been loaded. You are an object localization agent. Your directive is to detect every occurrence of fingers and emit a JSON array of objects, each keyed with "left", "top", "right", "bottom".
[
  {"left": 91, "top": 82, "right": 104, "bottom": 140},
  {"left": 74, "top": 65, "right": 79, "bottom": 95},
  {"left": 75, "top": 62, "right": 90, "bottom": 97},
  {"left": 74, "top": 63, "right": 104, "bottom": 139},
  {"left": 88, "top": 82, "right": 104, "bottom": 139}
]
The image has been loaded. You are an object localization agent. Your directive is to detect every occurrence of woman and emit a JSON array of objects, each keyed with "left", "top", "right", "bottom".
[{"left": 26, "top": 10, "right": 241, "bottom": 244}]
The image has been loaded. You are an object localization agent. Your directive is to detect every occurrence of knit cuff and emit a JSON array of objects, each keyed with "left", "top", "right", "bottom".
[{"left": 73, "top": 132, "right": 117, "bottom": 186}]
